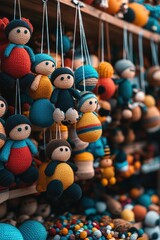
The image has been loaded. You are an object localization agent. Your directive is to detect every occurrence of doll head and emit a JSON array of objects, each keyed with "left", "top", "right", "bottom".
[
  {"left": 75, "top": 65, "right": 99, "bottom": 91},
  {"left": 107, "top": 0, "right": 124, "bottom": 15},
  {"left": 32, "top": 53, "right": 56, "bottom": 76},
  {"left": 115, "top": 59, "right": 136, "bottom": 79},
  {"left": 36, "top": 202, "right": 51, "bottom": 219},
  {"left": 51, "top": 67, "right": 74, "bottom": 89},
  {"left": 5, "top": 18, "right": 33, "bottom": 45},
  {"left": 5, "top": 114, "right": 31, "bottom": 140},
  {"left": 147, "top": 66, "right": 160, "bottom": 87},
  {"left": 19, "top": 198, "right": 38, "bottom": 216},
  {"left": 46, "top": 139, "right": 72, "bottom": 162},
  {"left": 0, "top": 96, "right": 8, "bottom": 118},
  {"left": 77, "top": 91, "right": 98, "bottom": 113}
]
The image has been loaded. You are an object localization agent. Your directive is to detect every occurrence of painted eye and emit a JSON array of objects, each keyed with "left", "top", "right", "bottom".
[
  {"left": 0, "top": 103, "right": 4, "bottom": 107},
  {"left": 67, "top": 75, "right": 71, "bottom": 79},
  {"left": 60, "top": 77, "right": 64, "bottom": 80},
  {"left": 60, "top": 148, "right": 63, "bottom": 151},
  {"left": 24, "top": 30, "right": 28, "bottom": 34},
  {"left": 17, "top": 29, "right": 21, "bottom": 33},
  {"left": 25, "top": 126, "right": 28, "bottom": 130},
  {"left": 65, "top": 148, "right": 68, "bottom": 151},
  {"left": 89, "top": 101, "right": 92, "bottom": 105},
  {"left": 95, "top": 101, "right": 97, "bottom": 104},
  {"left": 52, "top": 64, "right": 55, "bottom": 67},
  {"left": 17, "top": 128, "right": 22, "bottom": 132},
  {"left": 45, "top": 62, "right": 49, "bottom": 65}
]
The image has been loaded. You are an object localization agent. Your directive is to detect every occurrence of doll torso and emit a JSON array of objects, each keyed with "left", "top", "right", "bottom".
[
  {"left": 55, "top": 89, "right": 75, "bottom": 112},
  {"left": 1, "top": 47, "right": 32, "bottom": 78},
  {"left": 46, "top": 162, "right": 74, "bottom": 190},
  {"left": 5, "top": 140, "right": 32, "bottom": 174}
]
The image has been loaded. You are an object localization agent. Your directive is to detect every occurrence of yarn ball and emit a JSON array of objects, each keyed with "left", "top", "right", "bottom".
[
  {"left": 29, "top": 99, "right": 54, "bottom": 128},
  {"left": 133, "top": 205, "right": 147, "bottom": 222},
  {"left": 19, "top": 220, "right": 47, "bottom": 240},
  {"left": 74, "top": 65, "right": 99, "bottom": 91},
  {"left": 5, "top": 114, "right": 31, "bottom": 136},
  {"left": 121, "top": 209, "right": 135, "bottom": 222},
  {"left": 58, "top": 35, "right": 71, "bottom": 53},
  {"left": 32, "top": 53, "right": 56, "bottom": 73},
  {"left": 94, "top": 77, "right": 116, "bottom": 100},
  {"left": 141, "top": 106, "right": 160, "bottom": 131},
  {"left": 147, "top": 66, "right": 160, "bottom": 87},
  {"left": 29, "top": 75, "right": 53, "bottom": 100},
  {"left": 97, "top": 62, "right": 114, "bottom": 78},
  {"left": 143, "top": 95, "right": 155, "bottom": 107},
  {"left": 144, "top": 211, "right": 160, "bottom": 227},
  {"left": 76, "top": 112, "right": 102, "bottom": 142},
  {"left": 114, "top": 59, "right": 135, "bottom": 77},
  {"left": 138, "top": 194, "right": 151, "bottom": 208},
  {"left": 123, "top": 3, "right": 149, "bottom": 27},
  {"left": 106, "top": 0, "right": 123, "bottom": 14},
  {"left": 0, "top": 223, "right": 23, "bottom": 240}
]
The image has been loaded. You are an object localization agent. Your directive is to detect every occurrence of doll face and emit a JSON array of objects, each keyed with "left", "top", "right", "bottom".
[
  {"left": 53, "top": 74, "right": 74, "bottom": 89},
  {"left": 9, "top": 123, "right": 31, "bottom": 140},
  {"left": 100, "top": 158, "right": 112, "bottom": 167},
  {"left": 152, "top": 70, "right": 160, "bottom": 82},
  {"left": 0, "top": 100, "right": 7, "bottom": 118},
  {"left": 80, "top": 97, "right": 98, "bottom": 113},
  {"left": 114, "top": 130, "right": 125, "bottom": 143},
  {"left": 35, "top": 60, "right": 55, "bottom": 75},
  {"left": 36, "top": 203, "right": 51, "bottom": 218},
  {"left": 121, "top": 67, "right": 135, "bottom": 79},
  {"left": 51, "top": 145, "right": 71, "bottom": 161},
  {"left": 8, "top": 26, "right": 31, "bottom": 45},
  {"left": 20, "top": 198, "right": 37, "bottom": 216}
]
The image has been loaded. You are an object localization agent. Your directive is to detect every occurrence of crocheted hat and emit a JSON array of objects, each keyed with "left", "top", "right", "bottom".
[
  {"left": 5, "top": 18, "right": 33, "bottom": 36},
  {"left": 32, "top": 53, "right": 56, "bottom": 72},
  {"left": 114, "top": 59, "right": 135, "bottom": 76},
  {"left": 5, "top": 114, "right": 31, "bottom": 135},
  {"left": 51, "top": 67, "right": 74, "bottom": 85},
  {"left": 77, "top": 91, "right": 97, "bottom": 111},
  {"left": 46, "top": 139, "right": 71, "bottom": 159}
]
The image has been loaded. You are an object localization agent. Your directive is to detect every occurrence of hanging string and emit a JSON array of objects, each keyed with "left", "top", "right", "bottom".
[
  {"left": 129, "top": 32, "right": 133, "bottom": 63},
  {"left": 56, "top": 0, "right": 64, "bottom": 68},
  {"left": 55, "top": 123, "right": 58, "bottom": 139},
  {"left": 106, "top": 22, "right": 111, "bottom": 63},
  {"left": 138, "top": 32, "right": 145, "bottom": 92},
  {"left": 123, "top": 26, "right": 129, "bottom": 59},
  {"left": 71, "top": 5, "right": 78, "bottom": 70},
  {"left": 58, "top": 125, "right": 62, "bottom": 139},
  {"left": 15, "top": 79, "right": 21, "bottom": 115},
  {"left": 101, "top": 21, "right": 104, "bottom": 62},
  {"left": 13, "top": 0, "right": 22, "bottom": 19},
  {"left": 78, "top": 4, "right": 86, "bottom": 91},
  {"left": 98, "top": 19, "right": 101, "bottom": 62},
  {"left": 41, "top": 0, "right": 50, "bottom": 54},
  {"left": 150, "top": 39, "right": 159, "bottom": 66}
]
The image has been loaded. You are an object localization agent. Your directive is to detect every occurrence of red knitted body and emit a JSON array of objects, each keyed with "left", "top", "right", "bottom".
[
  {"left": 5, "top": 146, "right": 32, "bottom": 175},
  {"left": 1, "top": 47, "right": 32, "bottom": 78}
]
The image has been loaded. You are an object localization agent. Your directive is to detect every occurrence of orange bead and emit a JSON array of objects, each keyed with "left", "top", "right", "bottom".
[
  {"left": 61, "top": 228, "right": 68, "bottom": 235},
  {"left": 151, "top": 195, "right": 159, "bottom": 204},
  {"left": 80, "top": 231, "right": 87, "bottom": 239}
]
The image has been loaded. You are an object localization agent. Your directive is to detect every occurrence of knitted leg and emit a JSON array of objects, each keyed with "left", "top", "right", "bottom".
[
  {"left": 19, "top": 166, "right": 39, "bottom": 184},
  {"left": 65, "top": 183, "right": 82, "bottom": 201},
  {"left": 47, "top": 180, "right": 63, "bottom": 200},
  {"left": 0, "top": 169, "right": 15, "bottom": 187},
  {"left": 19, "top": 73, "right": 35, "bottom": 91}
]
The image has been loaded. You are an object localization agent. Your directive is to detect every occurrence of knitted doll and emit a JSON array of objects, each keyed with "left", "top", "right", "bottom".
[
  {"left": 0, "top": 18, "right": 35, "bottom": 104},
  {"left": 29, "top": 53, "right": 56, "bottom": 128},
  {"left": 36, "top": 139, "right": 82, "bottom": 201},
  {"left": 0, "top": 96, "right": 7, "bottom": 148},
  {"left": 0, "top": 114, "right": 38, "bottom": 187},
  {"left": 50, "top": 67, "right": 81, "bottom": 125},
  {"left": 114, "top": 59, "right": 136, "bottom": 119},
  {"left": 76, "top": 91, "right": 102, "bottom": 142}
]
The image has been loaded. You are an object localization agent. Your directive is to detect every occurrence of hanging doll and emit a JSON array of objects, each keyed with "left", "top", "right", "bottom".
[
  {"left": 0, "top": 18, "right": 36, "bottom": 104},
  {"left": 29, "top": 53, "right": 56, "bottom": 128},
  {"left": 0, "top": 96, "right": 8, "bottom": 148},
  {"left": 0, "top": 114, "right": 38, "bottom": 187},
  {"left": 114, "top": 59, "right": 136, "bottom": 119},
  {"left": 76, "top": 91, "right": 102, "bottom": 142},
  {"left": 36, "top": 139, "right": 82, "bottom": 201},
  {"left": 50, "top": 67, "right": 81, "bottom": 125}
]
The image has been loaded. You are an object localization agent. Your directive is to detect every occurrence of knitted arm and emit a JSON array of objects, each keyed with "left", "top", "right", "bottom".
[
  {"left": 4, "top": 43, "right": 15, "bottom": 57},
  {"left": 70, "top": 88, "right": 81, "bottom": 99},
  {"left": 113, "top": 78, "right": 124, "bottom": 85},
  {"left": 44, "top": 161, "right": 60, "bottom": 177},
  {"left": 67, "top": 162, "right": 78, "bottom": 172},
  {"left": 25, "top": 138, "right": 38, "bottom": 156},
  {"left": 50, "top": 88, "right": 60, "bottom": 105},
  {"left": 0, "top": 140, "right": 13, "bottom": 162},
  {"left": 25, "top": 46, "right": 35, "bottom": 62}
]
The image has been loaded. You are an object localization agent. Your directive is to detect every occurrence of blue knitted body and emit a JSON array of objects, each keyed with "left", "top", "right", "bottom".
[{"left": 0, "top": 223, "right": 23, "bottom": 240}]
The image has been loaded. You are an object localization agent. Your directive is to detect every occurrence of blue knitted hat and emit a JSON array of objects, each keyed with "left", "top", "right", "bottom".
[
  {"left": 0, "top": 223, "right": 23, "bottom": 240},
  {"left": 51, "top": 67, "right": 74, "bottom": 86},
  {"left": 74, "top": 65, "right": 98, "bottom": 91},
  {"left": 5, "top": 19, "right": 33, "bottom": 37},
  {"left": 5, "top": 114, "right": 31, "bottom": 136},
  {"left": 77, "top": 91, "right": 97, "bottom": 111},
  {"left": 114, "top": 59, "right": 135, "bottom": 76},
  {"left": 58, "top": 35, "right": 71, "bottom": 53},
  {"left": 32, "top": 53, "right": 56, "bottom": 72}
]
